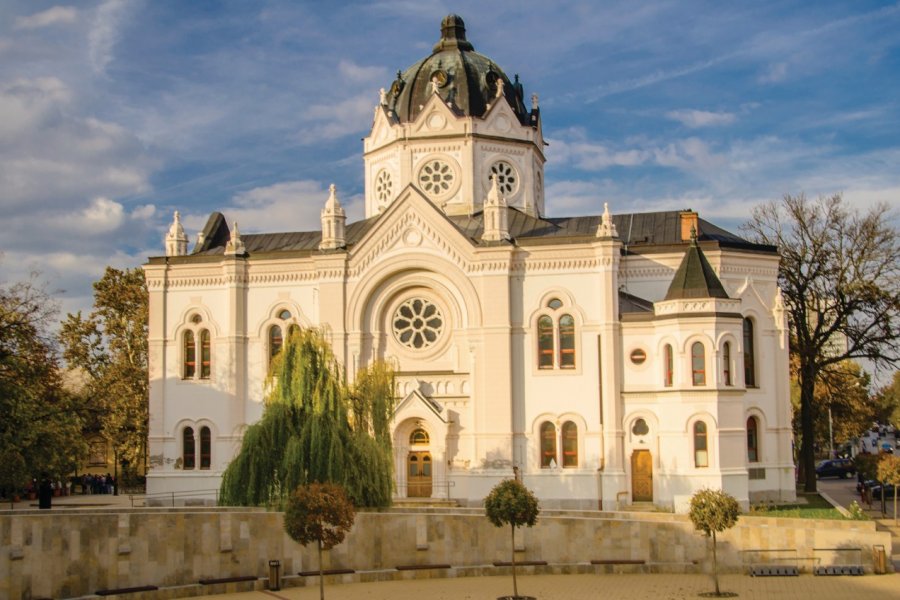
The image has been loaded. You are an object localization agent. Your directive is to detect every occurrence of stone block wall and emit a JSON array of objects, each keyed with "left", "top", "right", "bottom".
[{"left": 0, "top": 507, "right": 891, "bottom": 600}]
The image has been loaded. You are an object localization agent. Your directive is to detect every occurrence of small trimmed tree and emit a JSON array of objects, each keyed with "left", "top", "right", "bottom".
[
  {"left": 689, "top": 488, "right": 740, "bottom": 597},
  {"left": 484, "top": 479, "right": 540, "bottom": 600},
  {"left": 876, "top": 454, "right": 900, "bottom": 524},
  {"left": 283, "top": 482, "right": 356, "bottom": 600}
]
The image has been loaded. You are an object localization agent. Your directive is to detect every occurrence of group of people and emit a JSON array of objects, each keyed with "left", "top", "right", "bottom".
[{"left": 79, "top": 473, "right": 115, "bottom": 495}]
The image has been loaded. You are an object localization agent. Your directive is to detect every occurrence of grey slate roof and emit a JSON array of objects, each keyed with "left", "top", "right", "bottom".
[{"left": 664, "top": 234, "right": 730, "bottom": 300}]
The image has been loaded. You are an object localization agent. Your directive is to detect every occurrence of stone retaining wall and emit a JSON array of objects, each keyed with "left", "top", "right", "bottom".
[{"left": 0, "top": 507, "right": 891, "bottom": 600}]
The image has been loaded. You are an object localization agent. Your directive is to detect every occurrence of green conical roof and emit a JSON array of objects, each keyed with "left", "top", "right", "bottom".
[{"left": 664, "top": 230, "right": 729, "bottom": 300}]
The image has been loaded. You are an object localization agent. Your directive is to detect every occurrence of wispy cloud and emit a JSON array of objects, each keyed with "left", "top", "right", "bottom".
[
  {"left": 88, "top": 0, "right": 132, "bottom": 74},
  {"left": 757, "top": 62, "right": 788, "bottom": 84},
  {"left": 666, "top": 109, "right": 736, "bottom": 128},
  {"left": 14, "top": 6, "right": 79, "bottom": 30}
]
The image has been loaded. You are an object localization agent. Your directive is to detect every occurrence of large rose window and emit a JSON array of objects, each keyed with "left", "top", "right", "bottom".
[
  {"left": 393, "top": 298, "right": 444, "bottom": 349},
  {"left": 417, "top": 159, "right": 456, "bottom": 198}
]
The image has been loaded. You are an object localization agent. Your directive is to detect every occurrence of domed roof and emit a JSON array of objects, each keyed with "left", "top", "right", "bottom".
[{"left": 387, "top": 15, "right": 530, "bottom": 125}]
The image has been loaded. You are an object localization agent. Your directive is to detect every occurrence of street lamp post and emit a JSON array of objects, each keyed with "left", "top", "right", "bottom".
[{"left": 828, "top": 406, "right": 834, "bottom": 459}]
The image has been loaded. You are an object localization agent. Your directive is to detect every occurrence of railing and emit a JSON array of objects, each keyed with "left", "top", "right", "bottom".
[
  {"left": 399, "top": 480, "right": 456, "bottom": 500},
  {"left": 129, "top": 489, "right": 219, "bottom": 507}
]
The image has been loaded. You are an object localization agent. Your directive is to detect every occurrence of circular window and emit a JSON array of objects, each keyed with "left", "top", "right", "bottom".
[
  {"left": 278, "top": 310, "right": 291, "bottom": 320},
  {"left": 375, "top": 170, "right": 393, "bottom": 206},
  {"left": 393, "top": 298, "right": 444, "bottom": 350},
  {"left": 632, "top": 419, "right": 649, "bottom": 436},
  {"left": 547, "top": 298, "right": 563, "bottom": 310},
  {"left": 630, "top": 348, "right": 647, "bottom": 365},
  {"left": 489, "top": 161, "right": 518, "bottom": 195},
  {"left": 190, "top": 314, "right": 202, "bottom": 324},
  {"left": 417, "top": 159, "right": 456, "bottom": 198}
]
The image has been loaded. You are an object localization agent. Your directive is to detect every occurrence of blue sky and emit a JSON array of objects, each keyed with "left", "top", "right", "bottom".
[{"left": 1, "top": 0, "right": 899, "bottom": 319}]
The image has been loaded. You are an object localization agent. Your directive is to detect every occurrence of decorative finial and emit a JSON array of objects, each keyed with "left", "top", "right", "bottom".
[
  {"left": 690, "top": 225, "right": 697, "bottom": 243},
  {"left": 225, "top": 221, "right": 245, "bottom": 256},
  {"left": 495, "top": 77, "right": 505, "bottom": 99},
  {"left": 165, "top": 210, "right": 189, "bottom": 256},
  {"left": 596, "top": 202, "right": 618, "bottom": 239},
  {"left": 379, "top": 87, "right": 387, "bottom": 105},
  {"left": 531, "top": 93, "right": 539, "bottom": 110}
]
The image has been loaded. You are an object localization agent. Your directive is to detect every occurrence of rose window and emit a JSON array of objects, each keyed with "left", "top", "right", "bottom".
[
  {"left": 418, "top": 159, "right": 455, "bottom": 197},
  {"left": 489, "top": 161, "right": 518, "bottom": 194},
  {"left": 393, "top": 298, "right": 444, "bottom": 349},
  {"left": 375, "top": 170, "right": 393, "bottom": 205}
]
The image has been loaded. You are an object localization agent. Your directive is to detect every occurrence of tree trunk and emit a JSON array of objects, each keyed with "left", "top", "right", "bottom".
[
  {"left": 318, "top": 538, "right": 324, "bottom": 600},
  {"left": 511, "top": 524, "right": 518, "bottom": 599},
  {"left": 712, "top": 531, "right": 720, "bottom": 596},
  {"left": 799, "top": 361, "right": 818, "bottom": 493}
]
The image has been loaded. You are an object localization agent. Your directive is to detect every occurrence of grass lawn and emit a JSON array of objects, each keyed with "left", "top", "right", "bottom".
[{"left": 745, "top": 492, "right": 864, "bottom": 520}]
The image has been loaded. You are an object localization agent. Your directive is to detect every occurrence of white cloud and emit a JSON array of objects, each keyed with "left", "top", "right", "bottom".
[
  {"left": 298, "top": 93, "right": 376, "bottom": 143},
  {"left": 337, "top": 60, "right": 387, "bottom": 84},
  {"left": 88, "top": 0, "right": 131, "bottom": 74},
  {"left": 758, "top": 62, "right": 788, "bottom": 84},
  {"left": 666, "top": 109, "right": 736, "bottom": 128},
  {"left": 131, "top": 204, "right": 156, "bottom": 220},
  {"left": 14, "top": 6, "right": 79, "bottom": 30},
  {"left": 654, "top": 138, "right": 725, "bottom": 170}
]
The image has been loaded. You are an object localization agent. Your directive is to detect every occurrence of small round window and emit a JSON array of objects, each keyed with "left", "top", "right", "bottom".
[
  {"left": 393, "top": 298, "right": 444, "bottom": 349},
  {"left": 489, "top": 161, "right": 518, "bottom": 195},
  {"left": 190, "top": 314, "right": 202, "bottom": 324},
  {"left": 632, "top": 419, "right": 649, "bottom": 436},
  {"left": 417, "top": 159, "right": 456, "bottom": 198},
  {"left": 375, "top": 170, "right": 393, "bottom": 206},
  {"left": 630, "top": 348, "right": 647, "bottom": 365},
  {"left": 278, "top": 310, "right": 291, "bottom": 320}
]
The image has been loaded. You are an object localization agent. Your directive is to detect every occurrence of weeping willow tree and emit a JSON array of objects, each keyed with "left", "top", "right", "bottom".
[{"left": 220, "top": 328, "right": 395, "bottom": 507}]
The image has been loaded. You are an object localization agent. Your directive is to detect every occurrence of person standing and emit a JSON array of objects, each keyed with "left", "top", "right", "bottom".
[{"left": 38, "top": 475, "right": 52, "bottom": 509}]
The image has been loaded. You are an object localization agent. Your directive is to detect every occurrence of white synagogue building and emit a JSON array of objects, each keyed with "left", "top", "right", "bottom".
[{"left": 145, "top": 15, "right": 796, "bottom": 510}]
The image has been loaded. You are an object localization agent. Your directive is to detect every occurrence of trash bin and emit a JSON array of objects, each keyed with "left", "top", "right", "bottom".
[
  {"left": 268, "top": 559, "right": 281, "bottom": 591},
  {"left": 873, "top": 545, "right": 886, "bottom": 574}
]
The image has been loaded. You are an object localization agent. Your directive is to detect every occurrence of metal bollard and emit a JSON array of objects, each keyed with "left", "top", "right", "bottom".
[
  {"left": 268, "top": 559, "right": 281, "bottom": 591},
  {"left": 873, "top": 545, "right": 886, "bottom": 574}
]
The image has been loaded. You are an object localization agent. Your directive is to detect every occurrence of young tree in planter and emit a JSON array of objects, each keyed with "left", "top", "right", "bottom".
[
  {"left": 876, "top": 454, "right": 900, "bottom": 524},
  {"left": 283, "top": 482, "right": 355, "bottom": 600},
  {"left": 484, "top": 479, "right": 540, "bottom": 600},
  {"left": 689, "top": 488, "right": 740, "bottom": 597}
]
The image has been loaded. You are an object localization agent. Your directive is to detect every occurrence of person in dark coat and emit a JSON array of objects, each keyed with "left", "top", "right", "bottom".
[{"left": 38, "top": 475, "right": 52, "bottom": 509}]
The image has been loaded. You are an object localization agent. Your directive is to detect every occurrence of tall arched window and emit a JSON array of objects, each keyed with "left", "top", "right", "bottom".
[
  {"left": 199, "top": 329, "right": 211, "bottom": 379},
  {"left": 540, "top": 421, "right": 557, "bottom": 468},
  {"left": 691, "top": 342, "right": 706, "bottom": 386},
  {"left": 183, "top": 331, "right": 196, "bottom": 379},
  {"left": 537, "top": 316, "right": 554, "bottom": 369},
  {"left": 183, "top": 427, "right": 195, "bottom": 470},
  {"left": 723, "top": 341, "right": 732, "bottom": 386},
  {"left": 664, "top": 344, "right": 674, "bottom": 387},
  {"left": 694, "top": 421, "right": 708, "bottom": 467},
  {"left": 562, "top": 421, "right": 578, "bottom": 467},
  {"left": 269, "top": 324, "right": 283, "bottom": 361},
  {"left": 743, "top": 318, "right": 756, "bottom": 387},
  {"left": 200, "top": 426, "right": 211, "bottom": 469},
  {"left": 747, "top": 417, "right": 759, "bottom": 463},
  {"left": 410, "top": 428, "right": 429, "bottom": 445},
  {"left": 559, "top": 315, "right": 576, "bottom": 368}
]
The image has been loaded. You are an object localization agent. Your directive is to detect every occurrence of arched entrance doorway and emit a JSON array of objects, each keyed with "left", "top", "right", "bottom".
[
  {"left": 407, "top": 427, "right": 432, "bottom": 497},
  {"left": 631, "top": 449, "right": 653, "bottom": 502}
]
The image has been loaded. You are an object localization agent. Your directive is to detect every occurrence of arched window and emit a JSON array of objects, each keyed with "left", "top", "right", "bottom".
[
  {"left": 743, "top": 318, "right": 756, "bottom": 387},
  {"left": 694, "top": 421, "right": 708, "bottom": 468},
  {"left": 183, "top": 427, "right": 195, "bottom": 470},
  {"left": 562, "top": 421, "right": 578, "bottom": 467},
  {"left": 409, "top": 428, "right": 429, "bottom": 445},
  {"left": 664, "top": 344, "right": 674, "bottom": 387},
  {"left": 691, "top": 342, "right": 706, "bottom": 386},
  {"left": 200, "top": 329, "right": 211, "bottom": 379},
  {"left": 200, "top": 426, "right": 211, "bottom": 469},
  {"left": 559, "top": 315, "right": 576, "bottom": 368},
  {"left": 537, "top": 316, "right": 554, "bottom": 369},
  {"left": 723, "top": 342, "right": 732, "bottom": 386},
  {"left": 540, "top": 421, "right": 557, "bottom": 468},
  {"left": 183, "top": 331, "right": 196, "bottom": 379},
  {"left": 269, "top": 324, "right": 283, "bottom": 361},
  {"left": 747, "top": 417, "right": 759, "bottom": 463}
]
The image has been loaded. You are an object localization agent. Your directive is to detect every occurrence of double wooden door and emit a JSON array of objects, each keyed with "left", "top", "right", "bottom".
[{"left": 407, "top": 451, "right": 432, "bottom": 498}]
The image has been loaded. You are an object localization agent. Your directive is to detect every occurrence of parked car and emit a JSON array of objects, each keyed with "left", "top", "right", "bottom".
[
  {"left": 815, "top": 458, "right": 856, "bottom": 479},
  {"left": 870, "top": 483, "right": 896, "bottom": 500}
]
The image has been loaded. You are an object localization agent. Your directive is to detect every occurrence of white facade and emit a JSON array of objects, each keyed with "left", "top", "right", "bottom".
[{"left": 145, "top": 15, "right": 795, "bottom": 510}]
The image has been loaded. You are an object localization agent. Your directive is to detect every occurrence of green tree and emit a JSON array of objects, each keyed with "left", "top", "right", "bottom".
[
  {"left": 283, "top": 482, "right": 355, "bottom": 600},
  {"left": 219, "top": 327, "right": 394, "bottom": 507},
  {"left": 0, "top": 274, "right": 87, "bottom": 492},
  {"left": 689, "top": 488, "right": 740, "bottom": 597},
  {"left": 484, "top": 479, "right": 540, "bottom": 600},
  {"left": 877, "top": 454, "right": 900, "bottom": 524},
  {"left": 60, "top": 267, "right": 148, "bottom": 487},
  {"left": 744, "top": 194, "right": 900, "bottom": 492}
]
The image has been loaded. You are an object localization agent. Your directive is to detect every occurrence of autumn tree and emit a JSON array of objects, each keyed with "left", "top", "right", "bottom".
[
  {"left": 0, "top": 274, "right": 87, "bottom": 493},
  {"left": 689, "top": 488, "right": 740, "bottom": 597},
  {"left": 744, "top": 194, "right": 900, "bottom": 492},
  {"left": 59, "top": 267, "right": 149, "bottom": 488},
  {"left": 220, "top": 327, "right": 394, "bottom": 507},
  {"left": 873, "top": 371, "right": 900, "bottom": 428},
  {"left": 484, "top": 479, "right": 540, "bottom": 600},
  {"left": 283, "top": 482, "right": 355, "bottom": 600},
  {"left": 876, "top": 454, "right": 900, "bottom": 524}
]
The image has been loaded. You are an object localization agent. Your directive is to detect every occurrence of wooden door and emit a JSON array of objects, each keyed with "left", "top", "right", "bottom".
[
  {"left": 407, "top": 451, "right": 432, "bottom": 498},
  {"left": 631, "top": 450, "right": 653, "bottom": 502}
]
